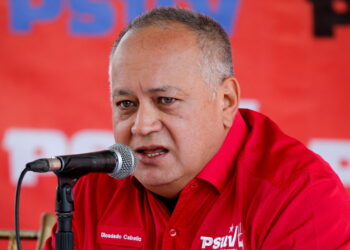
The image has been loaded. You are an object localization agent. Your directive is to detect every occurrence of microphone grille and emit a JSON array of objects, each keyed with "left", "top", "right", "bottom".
[{"left": 108, "top": 144, "right": 137, "bottom": 179}]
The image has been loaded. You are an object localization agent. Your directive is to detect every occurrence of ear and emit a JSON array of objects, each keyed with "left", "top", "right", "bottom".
[{"left": 219, "top": 77, "right": 240, "bottom": 129}]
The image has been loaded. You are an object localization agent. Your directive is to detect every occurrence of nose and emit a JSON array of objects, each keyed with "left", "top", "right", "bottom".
[{"left": 131, "top": 103, "right": 162, "bottom": 136}]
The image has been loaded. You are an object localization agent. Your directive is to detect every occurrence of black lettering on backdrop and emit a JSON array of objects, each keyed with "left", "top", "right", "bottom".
[{"left": 309, "top": 0, "right": 350, "bottom": 37}]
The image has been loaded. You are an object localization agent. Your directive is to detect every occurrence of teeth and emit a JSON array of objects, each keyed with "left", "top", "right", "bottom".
[{"left": 146, "top": 151, "right": 165, "bottom": 157}]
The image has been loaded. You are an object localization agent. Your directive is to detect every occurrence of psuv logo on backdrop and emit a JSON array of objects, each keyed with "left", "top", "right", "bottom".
[
  {"left": 4, "top": 128, "right": 350, "bottom": 188},
  {"left": 2, "top": 101, "right": 259, "bottom": 187},
  {"left": 309, "top": 139, "right": 350, "bottom": 186},
  {"left": 308, "top": 0, "right": 350, "bottom": 37},
  {"left": 3, "top": 128, "right": 114, "bottom": 186},
  {"left": 8, "top": 0, "right": 240, "bottom": 36}
]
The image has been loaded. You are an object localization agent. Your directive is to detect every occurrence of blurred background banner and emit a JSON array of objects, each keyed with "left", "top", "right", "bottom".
[{"left": 0, "top": 0, "right": 349, "bottom": 248}]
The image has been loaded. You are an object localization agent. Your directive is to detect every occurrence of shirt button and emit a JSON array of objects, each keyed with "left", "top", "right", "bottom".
[
  {"left": 169, "top": 228, "right": 177, "bottom": 237},
  {"left": 191, "top": 183, "right": 198, "bottom": 188}
]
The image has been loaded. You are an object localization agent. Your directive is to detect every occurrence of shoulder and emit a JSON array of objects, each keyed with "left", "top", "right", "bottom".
[
  {"left": 74, "top": 173, "right": 124, "bottom": 197},
  {"left": 73, "top": 174, "right": 137, "bottom": 215},
  {"left": 237, "top": 110, "right": 350, "bottom": 248},
  {"left": 238, "top": 109, "right": 340, "bottom": 189}
]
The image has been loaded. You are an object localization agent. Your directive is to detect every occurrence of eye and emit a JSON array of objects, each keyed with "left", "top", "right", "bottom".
[
  {"left": 158, "top": 97, "right": 176, "bottom": 105},
  {"left": 116, "top": 100, "right": 135, "bottom": 109}
]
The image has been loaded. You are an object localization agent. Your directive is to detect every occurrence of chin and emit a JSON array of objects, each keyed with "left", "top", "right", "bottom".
[
  {"left": 136, "top": 176, "right": 174, "bottom": 187},
  {"left": 134, "top": 170, "right": 180, "bottom": 188}
]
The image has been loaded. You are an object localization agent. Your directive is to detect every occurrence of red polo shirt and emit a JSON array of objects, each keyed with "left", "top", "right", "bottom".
[{"left": 45, "top": 109, "right": 350, "bottom": 249}]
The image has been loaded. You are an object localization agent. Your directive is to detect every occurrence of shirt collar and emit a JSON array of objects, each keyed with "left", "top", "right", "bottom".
[{"left": 197, "top": 110, "right": 248, "bottom": 193}]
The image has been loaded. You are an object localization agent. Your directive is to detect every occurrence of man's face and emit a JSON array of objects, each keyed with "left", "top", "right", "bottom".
[{"left": 109, "top": 25, "right": 229, "bottom": 197}]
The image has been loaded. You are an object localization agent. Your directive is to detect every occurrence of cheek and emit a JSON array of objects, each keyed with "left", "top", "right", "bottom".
[
  {"left": 182, "top": 107, "right": 222, "bottom": 148},
  {"left": 170, "top": 118, "right": 204, "bottom": 155},
  {"left": 113, "top": 120, "right": 131, "bottom": 144}
]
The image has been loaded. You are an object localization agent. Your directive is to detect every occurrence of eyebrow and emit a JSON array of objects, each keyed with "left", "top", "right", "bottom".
[
  {"left": 148, "top": 86, "right": 185, "bottom": 94},
  {"left": 112, "top": 89, "right": 131, "bottom": 97},
  {"left": 112, "top": 85, "right": 186, "bottom": 98}
]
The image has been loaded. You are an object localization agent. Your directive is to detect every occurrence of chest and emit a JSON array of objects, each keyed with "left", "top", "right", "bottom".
[{"left": 92, "top": 183, "right": 246, "bottom": 250}]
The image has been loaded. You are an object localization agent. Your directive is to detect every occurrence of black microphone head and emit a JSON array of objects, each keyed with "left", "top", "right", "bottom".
[{"left": 108, "top": 144, "right": 136, "bottom": 179}]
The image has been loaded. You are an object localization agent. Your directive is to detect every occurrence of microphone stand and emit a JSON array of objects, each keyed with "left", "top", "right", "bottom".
[{"left": 55, "top": 175, "right": 78, "bottom": 250}]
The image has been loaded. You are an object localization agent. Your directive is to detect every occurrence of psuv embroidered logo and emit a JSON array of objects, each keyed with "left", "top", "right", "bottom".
[{"left": 200, "top": 224, "right": 244, "bottom": 249}]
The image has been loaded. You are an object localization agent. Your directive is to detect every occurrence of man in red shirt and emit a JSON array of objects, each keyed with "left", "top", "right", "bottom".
[{"left": 45, "top": 7, "right": 350, "bottom": 249}]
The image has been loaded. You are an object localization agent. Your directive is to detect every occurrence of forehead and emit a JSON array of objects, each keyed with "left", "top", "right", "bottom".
[
  {"left": 111, "top": 24, "right": 201, "bottom": 70},
  {"left": 116, "top": 23, "right": 198, "bottom": 56},
  {"left": 109, "top": 24, "right": 204, "bottom": 90}
]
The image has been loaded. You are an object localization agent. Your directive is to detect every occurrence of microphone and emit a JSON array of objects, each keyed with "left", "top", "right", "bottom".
[{"left": 26, "top": 144, "right": 136, "bottom": 179}]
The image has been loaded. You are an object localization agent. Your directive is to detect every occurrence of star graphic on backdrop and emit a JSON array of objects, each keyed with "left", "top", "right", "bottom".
[{"left": 229, "top": 224, "right": 234, "bottom": 233}]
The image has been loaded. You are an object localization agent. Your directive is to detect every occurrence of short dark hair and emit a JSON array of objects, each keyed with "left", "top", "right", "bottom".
[{"left": 110, "top": 7, "right": 234, "bottom": 86}]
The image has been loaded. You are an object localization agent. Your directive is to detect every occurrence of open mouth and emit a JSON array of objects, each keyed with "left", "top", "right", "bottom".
[{"left": 136, "top": 146, "right": 169, "bottom": 158}]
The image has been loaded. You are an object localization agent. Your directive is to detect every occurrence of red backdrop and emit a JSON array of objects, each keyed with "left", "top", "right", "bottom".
[{"left": 1, "top": 0, "right": 349, "bottom": 248}]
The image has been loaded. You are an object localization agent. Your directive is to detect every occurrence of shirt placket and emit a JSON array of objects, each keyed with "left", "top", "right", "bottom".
[
  {"left": 159, "top": 181, "right": 191, "bottom": 249},
  {"left": 160, "top": 179, "right": 208, "bottom": 249}
]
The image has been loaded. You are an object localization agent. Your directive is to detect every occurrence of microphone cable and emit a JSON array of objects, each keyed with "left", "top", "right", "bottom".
[{"left": 15, "top": 166, "right": 29, "bottom": 250}]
